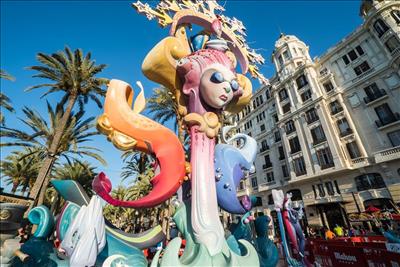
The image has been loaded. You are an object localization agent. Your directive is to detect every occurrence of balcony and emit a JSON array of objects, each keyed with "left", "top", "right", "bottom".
[
  {"left": 364, "top": 89, "right": 387, "bottom": 105},
  {"left": 291, "top": 148, "right": 302, "bottom": 154},
  {"left": 330, "top": 106, "right": 344, "bottom": 115},
  {"left": 374, "top": 146, "right": 400, "bottom": 163},
  {"left": 313, "top": 138, "right": 327, "bottom": 146},
  {"left": 306, "top": 116, "right": 319, "bottom": 125},
  {"left": 339, "top": 128, "right": 353, "bottom": 138},
  {"left": 263, "top": 163, "right": 273, "bottom": 170},
  {"left": 286, "top": 128, "right": 296, "bottom": 135},
  {"left": 351, "top": 157, "right": 371, "bottom": 168},
  {"left": 375, "top": 112, "right": 400, "bottom": 128}
]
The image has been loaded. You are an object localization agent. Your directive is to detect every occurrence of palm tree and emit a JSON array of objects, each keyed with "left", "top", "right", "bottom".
[
  {"left": 0, "top": 70, "right": 15, "bottom": 126},
  {"left": 1, "top": 148, "right": 40, "bottom": 195},
  {"left": 121, "top": 151, "right": 153, "bottom": 182},
  {"left": 53, "top": 161, "right": 97, "bottom": 196},
  {"left": 24, "top": 47, "right": 108, "bottom": 206},
  {"left": 1, "top": 102, "right": 106, "bottom": 205},
  {"left": 147, "top": 86, "right": 186, "bottom": 143}
]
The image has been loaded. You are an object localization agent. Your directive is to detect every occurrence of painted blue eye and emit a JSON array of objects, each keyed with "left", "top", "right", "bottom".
[
  {"left": 231, "top": 80, "right": 239, "bottom": 91},
  {"left": 210, "top": 72, "right": 224, "bottom": 83}
]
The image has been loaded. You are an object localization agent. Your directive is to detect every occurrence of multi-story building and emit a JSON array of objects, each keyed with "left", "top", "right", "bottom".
[{"left": 231, "top": 0, "right": 400, "bottom": 235}]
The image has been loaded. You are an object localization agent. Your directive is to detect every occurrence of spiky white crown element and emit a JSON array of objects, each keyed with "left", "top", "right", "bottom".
[{"left": 132, "top": 0, "right": 268, "bottom": 85}]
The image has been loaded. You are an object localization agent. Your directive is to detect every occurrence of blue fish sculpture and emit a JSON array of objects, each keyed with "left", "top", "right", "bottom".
[{"left": 215, "top": 126, "right": 257, "bottom": 214}]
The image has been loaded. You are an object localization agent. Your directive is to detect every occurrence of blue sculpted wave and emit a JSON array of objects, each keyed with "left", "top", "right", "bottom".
[{"left": 215, "top": 126, "right": 257, "bottom": 214}]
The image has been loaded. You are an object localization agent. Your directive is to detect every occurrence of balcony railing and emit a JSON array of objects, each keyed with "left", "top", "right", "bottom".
[
  {"left": 286, "top": 128, "right": 296, "bottom": 135},
  {"left": 339, "top": 128, "right": 353, "bottom": 137},
  {"left": 313, "top": 138, "right": 327, "bottom": 146},
  {"left": 375, "top": 112, "right": 400, "bottom": 128},
  {"left": 374, "top": 146, "right": 400, "bottom": 163},
  {"left": 263, "top": 163, "right": 273, "bottom": 169},
  {"left": 260, "top": 146, "right": 270, "bottom": 153},
  {"left": 320, "top": 162, "right": 335, "bottom": 170},
  {"left": 331, "top": 106, "right": 344, "bottom": 115},
  {"left": 290, "top": 148, "right": 301, "bottom": 154},
  {"left": 306, "top": 116, "right": 319, "bottom": 125},
  {"left": 364, "top": 89, "right": 387, "bottom": 104}
]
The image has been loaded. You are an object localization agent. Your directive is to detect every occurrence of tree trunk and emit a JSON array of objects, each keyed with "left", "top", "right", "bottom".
[
  {"left": 29, "top": 93, "right": 78, "bottom": 208},
  {"left": 11, "top": 183, "right": 18, "bottom": 194}
]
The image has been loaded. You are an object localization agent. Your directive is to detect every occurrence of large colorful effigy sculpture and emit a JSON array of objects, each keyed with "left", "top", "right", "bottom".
[
  {"left": 91, "top": 0, "right": 270, "bottom": 266},
  {"left": 7, "top": 1, "right": 292, "bottom": 266}
]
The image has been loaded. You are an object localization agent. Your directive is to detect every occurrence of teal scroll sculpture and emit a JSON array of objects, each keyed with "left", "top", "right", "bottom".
[
  {"left": 254, "top": 216, "right": 279, "bottom": 267},
  {"left": 151, "top": 201, "right": 260, "bottom": 266}
]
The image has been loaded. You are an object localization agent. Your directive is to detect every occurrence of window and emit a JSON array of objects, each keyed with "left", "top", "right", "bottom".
[
  {"left": 263, "top": 155, "right": 272, "bottom": 169},
  {"left": 260, "top": 124, "right": 266, "bottom": 132},
  {"left": 388, "top": 130, "right": 400, "bottom": 147},
  {"left": 261, "top": 140, "right": 269, "bottom": 152},
  {"left": 334, "top": 180, "right": 341, "bottom": 194},
  {"left": 373, "top": 19, "right": 389, "bottom": 37},
  {"left": 317, "top": 183, "right": 326, "bottom": 197},
  {"left": 301, "top": 90, "right": 312, "bottom": 102},
  {"left": 268, "top": 194, "right": 274, "bottom": 205},
  {"left": 266, "top": 172, "right": 275, "bottom": 183},
  {"left": 312, "top": 185, "right": 317, "bottom": 198},
  {"left": 391, "top": 10, "right": 400, "bottom": 24},
  {"left": 385, "top": 36, "right": 400, "bottom": 53},
  {"left": 293, "top": 157, "right": 306, "bottom": 176},
  {"left": 305, "top": 108, "right": 319, "bottom": 124},
  {"left": 282, "top": 50, "right": 291, "bottom": 60},
  {"left": 282, "top": 165, "right": 289, "bottom": 178},
  {"left": 348, "top": 50, "right": 357, "bottom": 61},
  {"left": 311, "top": 125, "right": 326, "bottom": 145},
  {"left": 355, "top": 173, "right": 386, "bottom": 191},
  {"left": 323, "top": 81, "right": 334, "bottom": 93},
  {"left": 316, "top": 147, "right": 335, "bottom": 169},
  {"left": 287, "top": 189, "right": 302, "bottom": 201},
  {"left": 278, "top": 55, "right": 284, "bottom": 67},
  {"left": 265, "top": 88, "right": 271, "bottom": 100},
  {"left": 289, "top": 136, "right": 301, "bottom": 154},
  {"left": 274, "top": 131, "right": 281, "bottom": 142},
  {"left": 337, "top": 118, "right": 352, "bottom": 137},
  {"left": 375, "top": 103, "right": 398, "bottom": 127},
  {"left": 273, "top": 114, "right": 279, "bottom": 123},
  {"left": 342, "top": 55, "right": 350, "bottom": 65},
  {"left": 251, "top": 177, "right": 258, "bottom": 188},
  {"left": 279, "top": 89, "right": 289, "bottom": 102},
  {"left": 356, "top": 45, "right": 364, "bottom": 56},
  {"left": 325, "top": 182, "right": 335, "bottom": 196},
  {"left": 354, "top": 61, "right": 371, "bottom": 76},
  {"left": 285, "top": 120, "right": 296, "bottom": 134},
  {"left": 296, "top": 74, "right": 308, "bottom": 89},
  {"left": 364, "top": 83, "right": 386, "bottom": 103},
  {"left": 282, "top": 103, "right": 291, "bottom": 114},
  {"left": 278, "top": 146, "right": 285, "bottom": 160},
  {"left": 346, "top": 141, "right": 361, "bottom": 159},
  {"left": 329, "top": 100, "right": 343, "bottom": 115}
]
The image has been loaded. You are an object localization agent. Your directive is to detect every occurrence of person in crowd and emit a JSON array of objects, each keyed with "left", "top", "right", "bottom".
[
  {"left": 353, "top": 226, "right": 360, "bottom": 236},
  {"left": 348, "top": 227, "right": 355, "bottom": 237},
  {"left": 333, "top": 224, "right": 344, "bottom": 237},
  {"left": 325, "top": 227, "right": 336, "bottom": 240}
]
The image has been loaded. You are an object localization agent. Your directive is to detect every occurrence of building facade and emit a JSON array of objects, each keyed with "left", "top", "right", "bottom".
[{"left": 231, "top": 0, "right": 400, "bottom": 235}]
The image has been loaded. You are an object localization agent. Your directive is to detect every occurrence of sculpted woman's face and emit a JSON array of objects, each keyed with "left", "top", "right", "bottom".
[{"left": 199, "top": 64, "right": 239, "bottom": 109}]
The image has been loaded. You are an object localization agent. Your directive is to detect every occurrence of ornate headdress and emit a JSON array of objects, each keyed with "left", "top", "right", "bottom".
[{"left": 133, "top": 0, "right": 268, "bottom": 85}]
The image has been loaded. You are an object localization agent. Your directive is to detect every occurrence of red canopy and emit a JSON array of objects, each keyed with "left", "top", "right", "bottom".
[{"left": 365, "top": 205, "right": 380, "bottom": 213}]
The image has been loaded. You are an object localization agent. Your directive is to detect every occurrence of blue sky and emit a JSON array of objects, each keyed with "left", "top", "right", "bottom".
[{"left": 1, "top": 0, "right": 363, "bottom": 191}]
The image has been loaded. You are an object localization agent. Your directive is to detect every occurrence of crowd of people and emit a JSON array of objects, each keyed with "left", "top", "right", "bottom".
[{"left": 306, "top": 224, "right": 386, "bottom": 240}]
